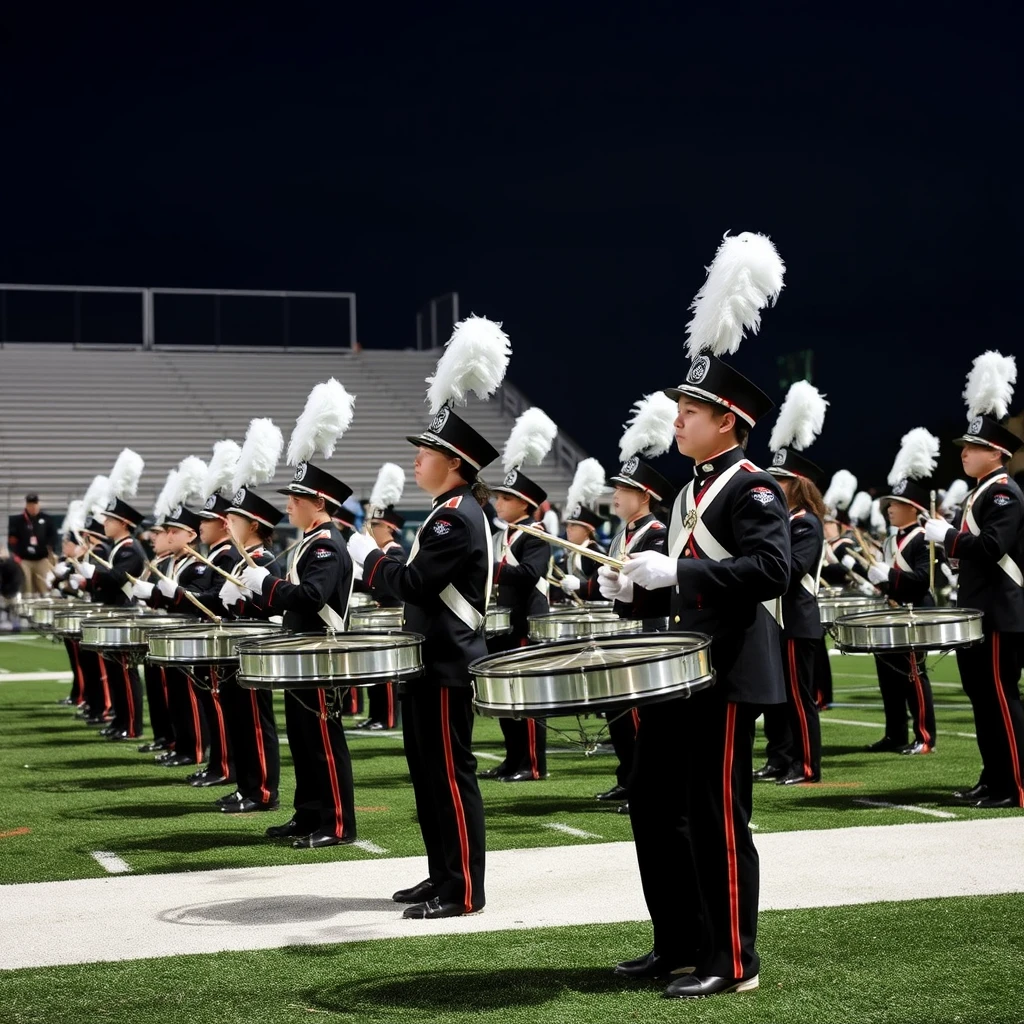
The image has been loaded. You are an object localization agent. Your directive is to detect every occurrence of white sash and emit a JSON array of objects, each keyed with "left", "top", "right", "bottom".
[
  {"left": 890, "top": 526, "right": 924, "bottom": 573},
  {"left": 109, "top": 537, "right": 137, "bottom": 598},
  {"left": 610, "top": 518, "right": 661, "bottom": 561},
  {"left": 502, "top": 524, "right": 550, "bottom": 598},
  {"left": 962, "top": 475, "right": 1023, "bottom": 587},
  {"left": 288, "top": 529, "right": 349, "bottom": 632},
  {"left": 789, "top": 512, "right": 826, "bottom": 597}
]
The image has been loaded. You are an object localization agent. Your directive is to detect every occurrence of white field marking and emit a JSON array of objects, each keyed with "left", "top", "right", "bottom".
[
  {"left": 91, "top": 851, "right": 131, "bottom": 874},
  {"left": 828, "top": 649, "right": 872, "bottom": 657},
  {"left": 821, "top": 716, "right": 977, "bottom": 739},
  {"left": 0, "top": 671, "right": 73, "bottom": 683},
  {"left": 0, "top": 635, "right": 53, "bottom": 644},
  {"left": 0, "top": 667, "right": 8, "bottom": 673},
  {"left": 352, "top": 840, "right": 388, "bottom": 855},
  {"left": 828, "top": 701, "right": 975, "bottom": 712},
  {"left": 543, "top": 822, "right": 603, "bottom": 840},
  {"left": 853, "top": 798, "right": 957, "bottom": 820},
  {"left": 474, "top": 751, "right": 503, "bottom": 761}
]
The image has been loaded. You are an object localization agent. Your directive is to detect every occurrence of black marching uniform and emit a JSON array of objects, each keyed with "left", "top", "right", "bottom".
[
  {"left": 364, "top": 537, "right": 406, "bottom": 730},
  {"left": 141, "top": 553, "right": 177, "bottom": 750},
  {"left": 363, "top": 485, "right": 490, "bottom": 912}
]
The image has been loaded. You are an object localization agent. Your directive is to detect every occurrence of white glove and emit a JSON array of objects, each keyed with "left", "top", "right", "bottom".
[
  {"left": 52, "top": 562, "right": 71, "bottom": 580},
  {"left": 597, "top": 564, "right": 633, "bottom": 603},
  {"left": 867, "top": 562, "right": 891, "bottom": 585},
  {"left": 841, "top": 554, "right": 856, "bottom": 571},
  {"left": 69, "top": 575, "right": 84, "bottom": 590},
  {"left": 240, "top": 565, "right": 271, "bottom": 592},
  {"left": 132, "top": 581, "right": 155, "bottom": 600},
  {"left": 560, "top": 574, "right": 581, "bottom": 594},
  {"left": 923, "top": 518, "right": 952, "bottom": 545},
  {"left": 620, "top": 550, "right": 680, "bottom": 590},
  {"left": 940, "top": 563, "right": 957, "bottom": 585},
  {"left": 157, "top": 577, "right": 178, "bottom": 599},
  {"left": 218, "top": 580, "right": 251, "bottom": 607},
  {"left": 78, "top": 562, "right": 96, "bottom": 580},
  {"left": 857, "top": 580, "right": 877, "bottom": 597},
  {"left": 45, "top": 571, "right": 55, "bottom": 588},
  {"left": 344, "top": 532, "right": 377, "bottom": 567}
]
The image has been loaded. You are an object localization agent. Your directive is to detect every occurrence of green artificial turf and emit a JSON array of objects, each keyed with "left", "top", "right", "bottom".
[
  {"left": 4, "top": 894, "right": 1023, "bottom": 1024},
  {"left": 0, "top": 636, "right": 1019, "bottom": 885}
]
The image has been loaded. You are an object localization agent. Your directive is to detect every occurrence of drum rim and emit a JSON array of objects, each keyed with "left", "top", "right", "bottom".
[
  {"left": 235, "top": 629, "right": 425, "bottom": 653},
  {"left": 835, "top": 606, "right": 984, "bottom": 626}
]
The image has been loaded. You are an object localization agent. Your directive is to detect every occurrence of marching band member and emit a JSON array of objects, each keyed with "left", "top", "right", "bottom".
[
  {"left": 925, "top": 352, "right": 1024, "bottom": 807},
  {"left": 347, "top": 315, "right": 510, "bottom": 919},
  {"left": 137, "top": 514, "right": 175, "bottom": 754},
  {"left": 556, "top": 458, "right": 608, "bottom": 602},
  {"left": 609, "top": 232, "right": 790, "bottom": 999}
]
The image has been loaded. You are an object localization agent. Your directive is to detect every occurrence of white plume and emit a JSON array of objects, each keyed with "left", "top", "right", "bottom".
[
  {"left": 888, "top": 427, "right": 939, "bottom": 486},
  {"left": 685, "top": 231, "right": 786, "bottom": 359},
  {"left": 823, "top": 470, "right": 857, "bottom": 512},
  {"left": 940, "top": 479, "right": 969, "bottom": 514},
  {"left": 502, "top": 407, "right": 558, "bottom": 473},
  {"left": 82, "top": 475, "right": 109, "bottom": 518},
  {"left": 172, "top": 456, "right": 209, "bottom": 507},
  {"left": 204, "top": 440, "right": 241, "bottom": 498},
  {"left": 848, "top": 491, "right": 872, "bottom": 525},
  {"left": 370, "top": 463, "right": 406, "bottom": 508},
  {"left": 287, "top": 378, "right": 356, "bottom": 466},
  {"left": 619, "top": 393, "right": 677, "bottom": 462},
  {"left": 63, "top": 500, "right": 86, "bottom": 539},
  {"left": 566, "top": 458, "right": 607, "bottom": 512},
  {"left": 963, "top": 351, "right": 1017, "bottom": 420},
  {"left": 233, "top": 419, "right": 284, "bottom": 491},
  {"left": 106, "top": 448, "right": 144, "bottom": 501},
  {"left": 769, "top": 380, "right": 828, "bottom": 453},
  {"left": 154, "top": 471, "right": 180, "bottom": 521},
  {"left": 426, "top": 315, "right": 512, "bottom": 415},
  {"left": 870, "top": 498, "right": 886, "bottom": 533}
]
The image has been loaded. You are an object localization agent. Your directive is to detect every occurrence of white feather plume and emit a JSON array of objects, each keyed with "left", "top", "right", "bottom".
[
  {"left": 426, "top": 315, "right": 512, "bottom": 415},
  {"left": 63, "top": 500, "right": 86, "bottom": 539},
  {"left": 848, "top": 491, "right": 872, "bottom": 525},
  {"left": 870, "top": 498, "right": 886, "bottom": 533},
  {"left": 887, "top": 427, "right": 939, "bottom": 486},
  {"left": 204, "top": 440, "right": 241, "bottom": 498},
  {"left": 172, "top": 456, "right": 209, "bottom": 507},
  {"left": 82, "top": 475, "right": 109, "bottom": 518},
  {"left": 940, "top": 479, "right": 969, "bottom": 514},
  {"left": 566, "top": 458, "right": 607, "bottom": 512},
  {"left": 370, "top": 463, "right": 406, "bottom": 508},
  {"left": 685, "top": 231, "right": 786, "bottom": 359},
  {"left": 823, "top": 470, "right": 857, "bottom": 513},
  {"left": 286, "top": 378, "right": 356, "bottom": 466},
  {"left": 619, "top": 393, "right": 677, "bottom": 462},
  {"left": 502, "top": 407, "right": 558, "bottom": 474},
  {"left": 963, "top": 351, "right": 1017, "bottom": 420},
  {"left": 153, "top": 471, "right": 180, "bottom": 520},
  {"left": 106, "top": 448, "right": 144, "bottom": 501},
  {"left": 233, "top": 419, "right": 284, "bottom": 491},
  {"left": 769, "top": 380, "right": 828, "bottom": 453}
]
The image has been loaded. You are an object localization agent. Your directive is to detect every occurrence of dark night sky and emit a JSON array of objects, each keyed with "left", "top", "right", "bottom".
[{"left": 3, "top": 4, "right": 1022, "bottom": 490}]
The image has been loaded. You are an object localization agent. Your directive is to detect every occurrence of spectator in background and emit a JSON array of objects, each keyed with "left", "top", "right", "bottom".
[
  {"left": 7, "top": 493, "right": 57, "bottom": 595},
  {"left": 1, "top": 545, "right": 22, "bottom": 631}
]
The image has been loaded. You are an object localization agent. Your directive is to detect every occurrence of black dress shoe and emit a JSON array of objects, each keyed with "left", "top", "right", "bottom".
[
  {"left": 98, "top": 725, "right": 117, "bottom": 737},
  {"left": 217, "top": 791, "right": 243, "bottom": 807},
  {"left": 186, "top": 768, "right": 208, "bottom": 782},
  {"left": 107, "top": 730, "right": 138, "bottom": 742},
  {"left": 159, "top": 754, "right": 198, "bottom": 768},
  {"left": 777, "top": 769, "right": 820, "bottom": 786},
  {"left": 56, "top": 697, "right": 75, "bottom": 706},
  {"left": 223, "top": 797, "right": 279, "bottom": 814},
  {"left": 477, "top": 766, "right": 508, "bottom": 779},
  {"left": 866, "top": 737, "right": 905, "bottom": 753},
  {"left": 155, "top": 750, "right": 177, "bottom": 763},
  {"left": 137, "top": 739, "right": 170, "bottom": 753},
  {"left": 953, "top": 783, "right": 988, "bottom": 801},
  {"left": 365, "top": 721, "right": 386, "bottom": 730},
  {"left": 975, "top": 795, "right": 1021, "bottom": 808},
  {"left": 265, "top": 818, "right": 310, "bottom": 839},
  {"left": 291, "top": 829, "right": 356, "bottom": 849},
  {"left": 613, "top": 950, "right": 695, "bottom": 980},
  {"left": 616, "top": 802, "right": 630, "bottom": 815},
  {"left": 753, "top": 763, "right": 787, "bottom": 781},
  {"left": 192, "top": 773, "right": 235, "bottom": 788},
  {"left": 595, "top": 785, "right": 629, "bottom": 801},
  {"left": 402, "top": 897, "right": 483, "bottom": 919},
  {"left": 84, "top": 716, "right": 107, "bottom": 725},
  {"left": 498, "top": 770, "right": 546, "bottom": 782},
  {"left": 392, "top": 879, "right": 438, "bottom": 904},
  {"left": 663, "top": 973, "right": 759, "bottom": 999}
]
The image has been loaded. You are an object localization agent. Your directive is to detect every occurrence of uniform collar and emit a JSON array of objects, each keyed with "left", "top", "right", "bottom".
[
  {"left": 303, "top": 520, "right": 332, "bottom": 537},
  {"left": 896, "top": 523, "right": 918, "bottom": 538},
  {"left": 432, "top": 484, "right": 471, "bottom": 508},
  {"left": 692, "top": 445, "right": 744, "bottom": 484},
  {"left": 627, "top": 512, "right": 655, "bottom": 533},
  {"left": 974, "top": 467, "right": 1008, "bottom": 488}
]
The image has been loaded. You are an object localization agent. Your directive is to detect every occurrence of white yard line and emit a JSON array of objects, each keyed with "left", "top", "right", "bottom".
[
  {"left": 542, "top": 822, "right": 603, "bottom": 840},
  {"left": 90, "top": 851, "right": 132, "bottom": 874},
  {"left": 474, "top": 751, "right": 503, "bottom": 761},
  {"left": 853, "top": 798, "right": 957, "bottom": 820},
  {"left": 0, "top": 671, "right": 73, "bottom": 684},
  {"left": 821, "top": 715, "right": 977, "bottom": 739},
  {"left": 351, "top": 840, "right": 388, "bottom": 855}
]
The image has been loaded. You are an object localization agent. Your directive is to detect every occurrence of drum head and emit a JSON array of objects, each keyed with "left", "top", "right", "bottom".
[
  {"left": 834, "top": 607, "right": 984, "bottom": 652},
  {"left": 147, "top": 621, "right": 282, "bottom": 664},
  {"left": 471, "top": 632, "right": 714, "bottom": 719},
  {"left": 528, "top": 609, "right": 641, "bottom": 643}
]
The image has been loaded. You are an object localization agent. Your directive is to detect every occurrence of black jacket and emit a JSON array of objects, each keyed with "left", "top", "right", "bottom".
[
  {"left": 780, "top": 507, "right": 824, "bottom": 640},
  {"left": 85, "top": 536, "right": 145, "bottom": 607},
  {"left": 492, "top": 516, "right": 550, "bottom": 647},
  {"left": 7, "top": 510, "right": 58, "bottom": 562},
  {"left": 610, "top": 512, "right": 670, "bottom": 628},
  {"left": 363, "top": 485, "right": 490, "bottom": 687},
  {"left": 945, "top": 469, "right": 1024, "bottom": 632},
  {"left": 668, "top": 446, "right": 790, "bottom": 704},
  {"left": 880, "top": 525, "right": 935, "bottom": 608}
]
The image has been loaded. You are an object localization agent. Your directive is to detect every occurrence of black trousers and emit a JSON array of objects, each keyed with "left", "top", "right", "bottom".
[
  {"left": 874, "top": 650, "right": 937, "bottom": 748},
  {"left": 402, "top": 683, "right": 486, "bottom": 910},
  {"left": 629, "top": 687, "right": 760, "bottom": 980},
  {"left": 781, "top": 636, "right": 821, "bottom": 778},
  {"left": 814, "top": 638, "right": 833, "bottom": 708},
  {"left": 106, "top": 655, "right": 143, "bottom": 737},
  {"left": 367, "top": 682, "right": 400, "bottom": 728},
  {"left": 957, "top": 631, "right": 1024, "bottom": 804},
  {"left": 608, "top": 707, "right": 640, "bottom": 788},
  {"left": 497, "top": 718, "right": 547, "bottom": 778},
  {"left": 143, "top": 664, "right": 175, "bottom": 743},
  {"left": 64, "top": 638, "right": 87, "bottom": 705},
  {"left": 78, "top": 646, "right": 111, "bottom": 715},
  {"left": 283, "top": 688, "right": 356, "bottom": 837},
  {"left": 193, "top": 667, "right": 233, "bottom": 778},
  {"left": 165, "top": 666, "right": 208, "bottom": 762},
  {"left": 218, "top": 671, "right": 280, "bottom": 804}
]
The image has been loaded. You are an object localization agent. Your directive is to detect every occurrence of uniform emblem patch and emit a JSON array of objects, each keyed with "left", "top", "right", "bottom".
[
  {"left": 433, "top": 519, "right": 452, "bottom": 536},
  {"left": 503, "top": 470, "right": 518, "bottom": 487},
  {"left": 622, "top": 456, "right": 639, "bottom": 476},
  {"left": 686, "top": 355, "right": 711, "bottom": 384},
  {"left": 993, "top": 494, "right": 1010, "bottom": 506},
  {"left": 204, "top": 495, "right": 216, "bottom": 511},
  {"left": 233, "top": 488, "right": 246, "bottom": 504},
  {"left": 430, "top": 406, "right": 450, "bottom": 433},
  {"left": 195, "top": 566, "right": 206, "bottom": 574},
  {"left": 892, "top": 479, "right": 907, "bottom": 495},
  {"left": 314, "top": 548, "right": 332, "bottom": 559},
  {"left": 294, "top": 462, "right": 308, "bottom": 482},
  {"left": 968, "top": 416, "right": 983, "bottom": 435},
  {"left": 772, "top": 449, "right": 787, "bottom": 467},
  {"left": 683, "top": 509, "right": 698, "bottom": 530},
  {"left": 750, "top": 487, "right": 775, "bottom": 505},
  {"left": 170, "top": 504, "right": 183, "bottom": 519},
  {"left": 570, "top": 503, "right": 582, "bottom": 519}
]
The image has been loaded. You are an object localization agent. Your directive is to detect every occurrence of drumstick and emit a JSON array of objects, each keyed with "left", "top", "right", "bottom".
[
  {"left": 265, "top": 535, "right": 303, "bottom": 567},
  {"left": 547, "top": 563, "right": 586, "bottom": 608},
  {"left": 852, "top": 527, "right": 882, "bottom": 565},
  {"left": 228, "top": 530, "right": 260, "bottom": 569},
  {"left": 140, "top": 561, "right": 222, "bottom": 623},
  {"left": 928, "top": 490, "right": 937, "bottom": 602},
  {"left": 510, "top": 522, "right": 625, "bottom": 570},
  {"left": 183, "top": 545, "right": 249, "bottom": 588}
]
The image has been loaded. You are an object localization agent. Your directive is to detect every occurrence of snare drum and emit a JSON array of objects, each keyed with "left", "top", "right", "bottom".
[
  {"left": 53, "top": 605, "right": 139, "bottom": 640},
  {"left": 347, "top": 606, "right": 404, "bottom": 632},
  {"left": 147, "top": 621, "right": 283, "bottom": 665},
  {"left": 527, "top": 608, "right": 641, "bottom": 643},
  {"left": 28, "top": 599, "right": 70, "bottom": 632},
  {"left": 80, "top": 613, "right": 192, "bottom": 663},
  {"left": 833, "top": 607, "right": 984, "bottom": 653},
  {"left": 236, "top": 631, "right": 425, "bottom": 691},
  {"left": 818, "top": 594, "right": 888, "bottom": 626},
  {"left": 471, "top": 632, "right": 714, "bottom": 719}
]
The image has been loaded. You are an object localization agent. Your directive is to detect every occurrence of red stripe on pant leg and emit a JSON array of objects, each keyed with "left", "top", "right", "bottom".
[
  {"left": 99, "top": 658, "right": 111, "bottom": 713},
  {"left": 909, "top": 654, "right": 932, "bottom": 747},
  {"left": 250, "top": 690, "right": 271, "bottom": 804},
  {"left": 722, "top": 702, "right": 743, "bottom": 980},
  {"left": 187, "top": 681, "right": 204, "bottom": 762},
  {"left": 70, "top": 643, "right": 86, "bottom": 703},
  {"left": 317, "top": 690, "right": 345, "bottom": 838},
  {"left": 991, "top": 633, "right": 1024, "bottom": 805},
  {"left": 441, "top": 688, "right": 473, "bottom": 912},
  {"left": 788, "top": 640, "right": 812, "bottom": 776},
  {"left": 122, "top": 663, "right": 137, "bottom": 737},
  {"left": 527, "top": 719, "right": 539, "bottom": 779},
  {"left": 210, "top": 668, "right": 230, "bottom": 776},
  {"left": 387, "top": 683, "right": 395, "bottom": 729},
  {"left": 631, "top": 708, "right": 640, "bottom": 734}
]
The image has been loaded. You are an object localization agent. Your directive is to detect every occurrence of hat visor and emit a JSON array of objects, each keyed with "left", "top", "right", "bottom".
[
  {"left": 276, "top": 483, "right": 341, "bottom": 507},
  {"left": 161, "top": 520, "right": 198, "bottom": 532},
  {"left": 406, "top": 431, "right": 485, "bottom": 471},
  {"left": 226, "top": 507, "right": 280, "bottom": 529},
  {"left": 563, "top": 517, "right": 597, "bottom": 530},
  {"left": 877, "top": 494, "right": 929, "bottom": 515},
  {"left": 490, "top": 484, "right": 539, "bottom": 507},
  {"left": 952, "top": 435, "right": 1013, "bottom": 457},
  {"left": 197, "top": 509, "right": 225, "bottom": 520},
  {"left": 663, "top": 384, "right": 757, "bottom": 427},
  {"left": 608, "top": 474, "right": 660, "bottom": 499},
  {"left": 103, "top": 512, "right": 139, "bottom": 527}
]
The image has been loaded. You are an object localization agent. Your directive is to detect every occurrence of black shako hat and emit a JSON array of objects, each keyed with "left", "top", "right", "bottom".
[
  {"left": 767, "top": 448, "right": 825, "bottom": 489},
  {"left": 276, "top": 460, "right": 353, "bottom": 509},
  {"left": 953, "top": 415, "right": 1023, "bottom": 459},
  {"left": 609, "top": 457, "right": 677, "bottom": 505},
  {"left": 878, "top": 478, "right": 935, "bottom": 516},
  {"left": 161, "top": 504, "right": 203, "bottom": 533},
  {"left": 564, "top": 502, "right": 604, "bottom": 531},
  {"left": 406, "top": 405, "right": 500, "bottom": 472},
  {"left": 665, "top": 354, "right": 775, "bottom": 427},
  {"left": 103, "top": 496, "right": 144, "bottom": 529},
  {"left": 227, "top": 487, "right": 286, "bottom": 530},
  {"left": 369, "top": 505, "right": 405, "bottom": 530},
  {"left": 198, "top": 494, "right": 233, "bottom": 520},
  {"left": 491, "top": 468, "right": 547, "bottom": 508}
]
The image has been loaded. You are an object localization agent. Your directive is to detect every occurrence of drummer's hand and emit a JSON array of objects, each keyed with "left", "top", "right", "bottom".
[
  {"left": 940, "top": 563, "right": 958, "bottom": 586},
  {"left": 841, "top": 554, "right": 856, "bottom": 571},
  {"left": 240, "top": 565, "right": 270, "bottom": 592},
  {"left": 69, "top": 575, "right": 84, "bottom": 590},
  {"left": 53, "top": 562, "right": 71, "bottom": 581},
  {"left": 559, "top": 574, "right": 581, "bottom": 594},
  {"left": 45, "top": 570, "right": 55, "bottom": 589},
  {"left": 218, "top": 580, "right": 250, "bottom": 607},
  {"left": 867, "top": 562, "right": 891, "bottom": 585},
  {"left": 344, "top": 532, "right": 376, "bottom": 568},
  {"left": 156, "top": 578, "right": 178, "bottom": 599},
  {"left": 597, "top": 565, "right": 633, "bottom": 602},
  {"left": 923, "top": 518, "right": 952, "bottom": 544},
  {"left": 620, "top": 550, "right": 679, "bottom": 590},
  {"left": 78, "top": 562, "right": 96, "bottom": 580},
  {"left": 857, "top": 580, "right": 877, "bottom": 597},
  {"left": 132, "top": 581, "right": 155, "bottom": 600}
]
